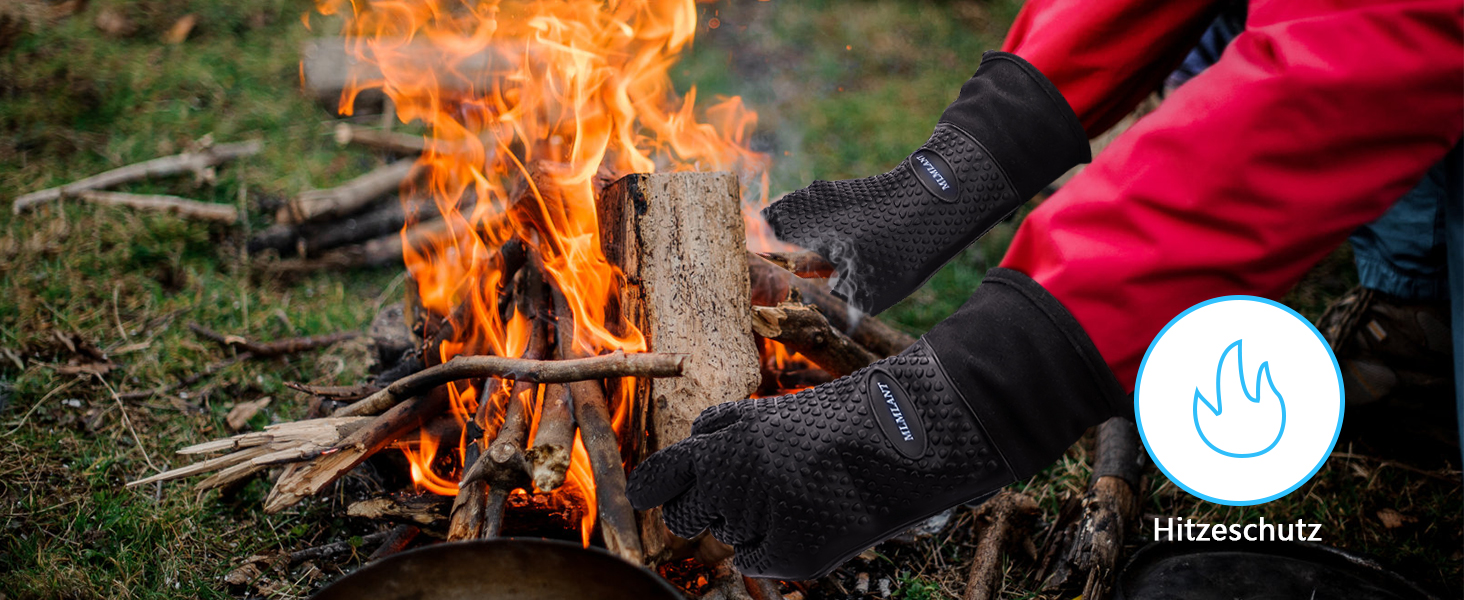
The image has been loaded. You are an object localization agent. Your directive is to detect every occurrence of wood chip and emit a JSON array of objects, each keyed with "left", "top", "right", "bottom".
[{"left": 226, "top": 397, "right": 272, "bottom": 431}]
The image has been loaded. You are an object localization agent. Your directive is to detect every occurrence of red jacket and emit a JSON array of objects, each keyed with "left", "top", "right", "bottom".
[{"left": 999, "top": 0, "right": 1464, "bottom": 389}]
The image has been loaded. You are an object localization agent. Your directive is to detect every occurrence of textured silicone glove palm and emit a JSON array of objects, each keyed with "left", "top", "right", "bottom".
[
  {"left": 628, "top": 341, "right": 1011, "bottom": 579},
  {"left": 761, "top": 51, "right": 1088, "bottom": 316},
  {"left": 627, "top": 269, "right": 1125, "bottom": 580}
]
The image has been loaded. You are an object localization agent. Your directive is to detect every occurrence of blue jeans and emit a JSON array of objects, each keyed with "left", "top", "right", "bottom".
[{"left": 1351, "top": 145, "right": 1461, "bottom": 463}]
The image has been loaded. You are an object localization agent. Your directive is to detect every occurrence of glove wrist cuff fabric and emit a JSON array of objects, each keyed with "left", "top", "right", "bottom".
[
  {"left": 923, "top": 267, "right": 1125, "bottom": 478},
  {"left": 939, "top": 51, "right": 1090, "bottom": 200}
]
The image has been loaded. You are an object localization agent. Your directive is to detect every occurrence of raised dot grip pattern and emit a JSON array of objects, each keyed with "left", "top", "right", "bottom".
[
  {"left": 761, "top": 123, "right": 1021, "bottom": 316},
  {"left": 626, "top": 340, "right": 1015, "bottom": 580}
]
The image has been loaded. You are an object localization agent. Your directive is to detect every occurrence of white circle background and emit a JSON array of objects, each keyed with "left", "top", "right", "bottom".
[{"left": 1135, "top": 297, "right": 1342, "bottom": 505}]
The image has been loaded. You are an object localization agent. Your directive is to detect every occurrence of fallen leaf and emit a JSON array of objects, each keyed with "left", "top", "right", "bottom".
[
  {"left": 94, "top": 6, "right": 136, "bottom": 37},
  {"left": 1376, "top": 508, "right": 1417, "bottom": 529},
  {"left": 226, "top": 397, "right": 271, "bottom": 431},
  {"left": 162, "top": 14, "right": 196, "bottom": 44},
  {"left": 223, "top": 561, "right": 261, "bottom": 586}
]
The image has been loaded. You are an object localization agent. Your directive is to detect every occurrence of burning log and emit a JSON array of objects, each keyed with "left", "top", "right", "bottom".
[
  {"left": 12, "top": 140, "right": 261, "bottom": 213},
  {"left": 276, "top": 159, "right": 417, "bottom": 224},
  {"left": 963, "top": 490, "right": 1040, "bottom": 600},
  {"left": 747, "top": 253, "right": 916, "bottom": 358},
  {"left": 334, "top": 350, "right": 686, "bottom": 417},
  {"left": 751, "top": 303, "right": 877, "bottom": 378},
  {"left": 526, "top": 286, "right": 580, "bottom": 493},
  {"left": 188, "top": 323, "right": 360, "bottom": 359},
  {"left": 335, "top": 123, "right": 426, "bottom": 155},
  {"left": 73, "top": 190, "right": 239, "bottom": 223},
  {"left": 1037, "top": 418, "right": 1146, "bottom": 600},
  {"left": 754, "top": 251, "right": 834, "bottom": 279}
]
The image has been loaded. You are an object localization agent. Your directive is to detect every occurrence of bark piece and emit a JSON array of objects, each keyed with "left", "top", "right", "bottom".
[
  {"left": 751, "top": 303, "right": 877, "bottom": 377},
  {"left": 13, "top": 140, "right": 262, "bottom": 213},
  {"left": 75, "top": 191, "right": 238, "bottom": 223}
]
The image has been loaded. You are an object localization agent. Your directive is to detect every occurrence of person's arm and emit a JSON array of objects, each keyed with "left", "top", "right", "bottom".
[
  {"left": 1001, "top": 0, "right": 1464, "bottom": 389},
  {"left": 1003, "top": 0, "right": 1224, "bottom": 136}
]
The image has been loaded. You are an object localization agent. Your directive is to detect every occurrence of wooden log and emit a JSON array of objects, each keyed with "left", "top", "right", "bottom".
[
  {"left": 446, "top": 440, "right": 488, "bottom": 540},
  {"left": 188, "top": 323, "right": 359, "bottom": 358},
  {"left": 13, "top": 140, "right": 262, "bottom": 213},
  {"left": 302, "top": 37, "right": 530, "bottom": 110},
  {"left": 367, "top": 524, "right": 421, "bottom": 563},
  {"left": 527, "top": 285, "right": 578, "bottom": 493},
  {"left": 334, "top": 350, "right": 686, "bottom": 417},
  {"left": 276, "top": 159, "right": 416, "bottom": 224},
  {"left": 747, "top": 253, "right": 915, "bottom": 358},
  {"left": 751, "top": 303, "right": 877, "bottom": 377},
  {"left": 74, "top": 191, "right": 238, "bottom": 223},
  {"left": 754, "top": 251, "right": 834, "bottom": 279},
  {"left": 597, "top": 172, "right": 761, "bottom": 564},
  {"left": 348, "top": 495, "right": 450, "bottom": 526},
  {"left": 335, "top": 123, "right": 426, "bottom": 155},
  {"left": 1037, "top": 418, "right": 1145, "bottom": 600},
  {"left": 368, "top": 301, "right": 416, "bottom": 370},
  {"left": 262, "top": 218, "right": 446, "bottom": 274},
  {"left": 963, "top": 491, "right": 1040, "bottom": 600},
  {"left": 452, "top": 273, "right": 547, "bottom": 540},
  {"left": 596, "top": 172, "right": 761, "bottom": 453}
]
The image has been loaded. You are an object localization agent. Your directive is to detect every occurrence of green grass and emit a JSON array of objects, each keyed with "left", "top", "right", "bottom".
[{"left": 0, "top": 0, "right": 1458, "bottom": 598}]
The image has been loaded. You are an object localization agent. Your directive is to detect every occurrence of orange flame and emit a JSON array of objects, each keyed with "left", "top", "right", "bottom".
[{"left": 317, "top": 0, "right": 772, "bottom": 542}]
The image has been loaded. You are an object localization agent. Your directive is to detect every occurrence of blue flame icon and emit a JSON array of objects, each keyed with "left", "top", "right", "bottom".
[{"left": 1192, "top": 340, "right": 1286, "bottom": 458}]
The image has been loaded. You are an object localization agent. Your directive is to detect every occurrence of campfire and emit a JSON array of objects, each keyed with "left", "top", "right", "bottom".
[{"left": 125, "top": 0, "right": 914, "bottom": 594}]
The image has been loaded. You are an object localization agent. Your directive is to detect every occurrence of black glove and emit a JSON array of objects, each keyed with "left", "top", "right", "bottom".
[
  {"left": 626, "top": 269, "right": 1124, "bottom": 579},
  {"left": 761, "top": 51, "right": 1088, "bottom": 316}
]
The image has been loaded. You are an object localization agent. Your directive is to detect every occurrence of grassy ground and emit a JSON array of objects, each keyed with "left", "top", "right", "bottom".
[{"left": 1, "top": 1, "right": 1458, "bottom": 599}]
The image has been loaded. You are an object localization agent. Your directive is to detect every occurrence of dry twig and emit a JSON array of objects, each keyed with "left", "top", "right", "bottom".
[{"left": 13, "top": 140, "right": 261, "bottom": 213}]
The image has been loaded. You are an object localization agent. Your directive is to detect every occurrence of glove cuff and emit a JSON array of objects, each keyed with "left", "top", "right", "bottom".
[
  {"left": 923, "top": 268, "right": 1124, "bottom": 478},
  {"left": 939, "top": 51, "right": 1089, "bottom": 200}
]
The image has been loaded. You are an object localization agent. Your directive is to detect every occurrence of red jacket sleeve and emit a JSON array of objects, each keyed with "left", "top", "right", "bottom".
[
  {"left": 1003, "top": 0, "right": 1223, "bottom": 136},
  {"left": 1000, "top": 0, "right": 1464, "bottom": 390}
]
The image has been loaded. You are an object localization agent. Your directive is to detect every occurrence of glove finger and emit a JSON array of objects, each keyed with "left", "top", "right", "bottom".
[
  {"left": 661, "top": 486, "right": 718, "bottom": 540},
  {"left": 690, "top": 399, "right": 745, "bottom": 435},
  {"left": 626, "top": 437, "right": 700, "bottom": 511},
  {"left": 731, "top": 540, "right": 772, "bottom": 578}
]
